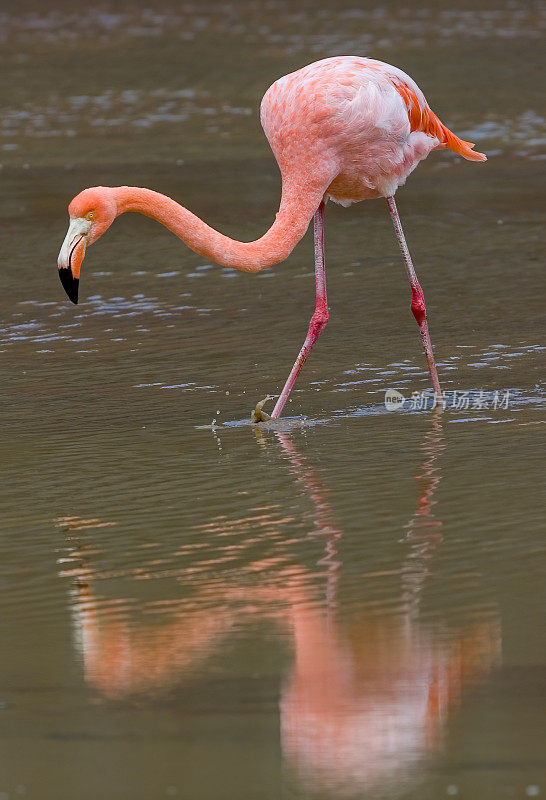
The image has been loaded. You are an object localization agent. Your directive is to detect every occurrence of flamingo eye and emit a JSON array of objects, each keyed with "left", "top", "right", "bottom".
[{"left": 86, "top": 211, "right": 95, "bottom": 221}]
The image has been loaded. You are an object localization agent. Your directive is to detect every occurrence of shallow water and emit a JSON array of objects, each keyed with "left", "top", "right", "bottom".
[{"left": 0, "top": 1, "right": 545, "bottom": 798}]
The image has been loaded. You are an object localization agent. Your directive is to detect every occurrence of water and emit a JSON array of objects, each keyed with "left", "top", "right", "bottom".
[{"left": 0, "top": 1, "right": 545, "bottom": 798}]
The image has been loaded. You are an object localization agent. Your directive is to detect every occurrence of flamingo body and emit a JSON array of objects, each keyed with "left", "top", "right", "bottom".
[{"left": 261, "top": 56, "right": 484, "bottom": 206}]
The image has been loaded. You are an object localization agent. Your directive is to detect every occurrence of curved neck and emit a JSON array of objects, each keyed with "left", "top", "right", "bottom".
[{"left": 111, "top": 177, "right": 330, "bottom": 273}]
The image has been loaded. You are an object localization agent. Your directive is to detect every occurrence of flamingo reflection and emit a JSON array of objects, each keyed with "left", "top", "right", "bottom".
[{"left": 57, "top": 415, "right": 500, "bottom": 795}]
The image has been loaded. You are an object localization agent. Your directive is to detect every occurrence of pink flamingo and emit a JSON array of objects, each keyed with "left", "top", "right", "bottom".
[{"left": 58, "top": 57, "right": 485, "bottom": 418}]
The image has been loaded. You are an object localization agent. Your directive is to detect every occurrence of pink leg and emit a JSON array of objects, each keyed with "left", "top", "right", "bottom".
[
  {"left": 387, "top": 196, "right": 443, "bottom": 405},
  {"left": 271, "top": 200, "right": 328, "bottom": 419}
]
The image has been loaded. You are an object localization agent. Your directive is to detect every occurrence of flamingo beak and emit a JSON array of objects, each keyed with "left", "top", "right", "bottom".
[{"left": 58, "top": 218, "right": 91, "bottom": 304}]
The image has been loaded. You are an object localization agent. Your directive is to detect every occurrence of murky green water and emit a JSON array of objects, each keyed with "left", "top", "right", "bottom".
[{"left": 0, "top": 1, "right": 545, "bottom": 798}]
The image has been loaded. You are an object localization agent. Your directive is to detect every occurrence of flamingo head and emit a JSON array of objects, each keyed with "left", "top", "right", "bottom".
[{"left": 58, "top": 187, "right": 117, "bottom": 304}]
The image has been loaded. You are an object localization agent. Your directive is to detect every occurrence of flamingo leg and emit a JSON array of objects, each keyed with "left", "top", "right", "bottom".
[
  {"left": 271, "top": 199, "right": 328, "bottom": 419},
  {"left": 386, "top": 196, "right": 443, "bottom": 405}
]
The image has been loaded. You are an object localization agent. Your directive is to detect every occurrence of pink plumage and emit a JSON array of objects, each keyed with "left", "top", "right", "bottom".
[
  {"left": 262, "top": 56, "right": 484, "bottom": 205},
  {"left": 58, "top": 57, "right": 486, "bottom": 419}
]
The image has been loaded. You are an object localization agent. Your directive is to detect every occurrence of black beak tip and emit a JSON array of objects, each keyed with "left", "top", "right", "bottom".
[{"left": 59, "top": 268, "right": 79, "bottom": 305}]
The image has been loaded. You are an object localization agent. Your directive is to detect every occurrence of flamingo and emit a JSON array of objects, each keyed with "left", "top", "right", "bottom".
[{"left": 57, "top": 56, "right": 486, "bottom": 418}]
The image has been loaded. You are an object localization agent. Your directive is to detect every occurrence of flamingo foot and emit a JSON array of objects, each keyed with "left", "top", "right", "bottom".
[{"left": 251, "top": 395, "right": 275, "bottom": 423}]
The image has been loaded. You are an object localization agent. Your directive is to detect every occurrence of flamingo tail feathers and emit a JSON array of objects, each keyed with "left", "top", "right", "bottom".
[
  {"left": 393, "top": 80, "right": 487, "bottom": 162},
  {"left": 435, "top": 118, "right": 487, "bottom": 162}
]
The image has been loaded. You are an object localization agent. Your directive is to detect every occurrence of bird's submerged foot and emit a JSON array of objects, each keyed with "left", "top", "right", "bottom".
[{"left": 251, "top": 395, "right": 275, "bottom": 423}]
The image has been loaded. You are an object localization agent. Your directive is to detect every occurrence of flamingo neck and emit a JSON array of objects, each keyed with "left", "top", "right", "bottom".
[{"left": 111, "top": 179, "right": 328, "bottom": 273}]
